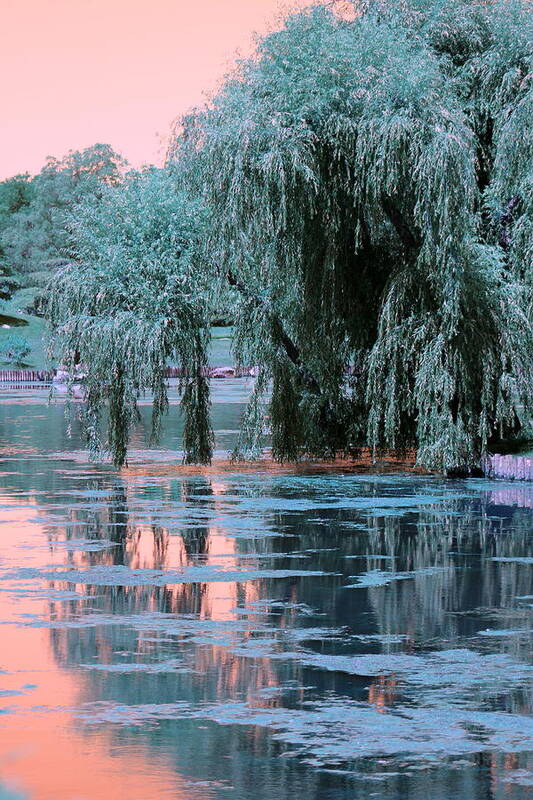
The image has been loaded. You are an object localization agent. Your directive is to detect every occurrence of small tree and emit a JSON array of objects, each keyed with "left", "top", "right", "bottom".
[
  {"left": 49, "top": 168, "right": 213, "bottom": 466},
  {"left": 0, "top": 333, "right": 30, "bottom": 366}
]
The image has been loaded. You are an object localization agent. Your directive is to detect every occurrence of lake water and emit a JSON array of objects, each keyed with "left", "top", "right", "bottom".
[{"left": 0, "top": 382, "right": 531, "bottom": 800}]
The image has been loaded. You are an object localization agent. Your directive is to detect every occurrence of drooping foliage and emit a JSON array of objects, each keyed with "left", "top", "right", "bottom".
[
  {"left": 170, "top": 0, "right": 532, "bottom": 471},
  {"left": 49, "top": 0, "right": 532, "bottom": 472},
  {"left": 49, "top": 168, "right": 213, "bottom": 466}
]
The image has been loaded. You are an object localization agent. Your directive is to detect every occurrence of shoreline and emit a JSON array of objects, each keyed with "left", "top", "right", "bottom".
[{"left": 121, "top": 450, "right": 426, "bottom": 478}]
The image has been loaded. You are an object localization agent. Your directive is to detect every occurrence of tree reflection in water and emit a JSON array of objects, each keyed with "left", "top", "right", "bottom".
[
  {"left": 29, "top": 471, "right": 532, "bottom": 800},
  {"left": 0, "top": 399, "right": 531, "bottom": 800}
]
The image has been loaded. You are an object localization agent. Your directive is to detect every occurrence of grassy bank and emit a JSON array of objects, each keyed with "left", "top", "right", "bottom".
[{"left": 0, "top": 297, "right": 234, "bottom": 371}]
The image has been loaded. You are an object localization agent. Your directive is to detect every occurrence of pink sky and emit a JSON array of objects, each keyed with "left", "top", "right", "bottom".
[{"left": 1, "top": 0, "right": 311, "bottom": 179}]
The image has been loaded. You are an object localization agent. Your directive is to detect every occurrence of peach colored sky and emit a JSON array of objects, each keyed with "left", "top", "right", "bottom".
[{"left": 1, "top": 0, "right": 312, "bottom": 180}]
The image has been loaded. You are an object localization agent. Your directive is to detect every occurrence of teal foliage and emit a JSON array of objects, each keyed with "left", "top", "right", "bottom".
[
  {"left": 169, "top": 0, "right": 532, "bottom": 472},
  {"left": 49, "top": 169, "right": 213, "bottom": 466},
  {"left": 0, "top": 332, "right": 30, "bottom": 365},
  {"left": 0, "top": 174, "right": 32, "bottom": 223},
  {"left": 0, "top": 144, "right": 127, "bottom": 304},
  {"left": 0, "top": 174, "right": 32, "bottom": 296},
  {"left": 50, "top": 0, "right": 532, "bottom": 472}
]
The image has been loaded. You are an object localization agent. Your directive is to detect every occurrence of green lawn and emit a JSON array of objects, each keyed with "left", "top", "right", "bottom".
[
  {"left": 0, "top": 297, "right": 234, "bottom": 371},
  {"left": 0, "top": 291, "right": 48, "bottom": 369}
]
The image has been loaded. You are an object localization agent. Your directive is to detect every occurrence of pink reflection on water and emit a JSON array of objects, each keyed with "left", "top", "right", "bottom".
[{"left": 0, "top": 494, "right": 214, "bottom": 800}]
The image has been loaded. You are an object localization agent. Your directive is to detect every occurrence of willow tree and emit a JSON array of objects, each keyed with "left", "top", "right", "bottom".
[
  {"left": 49, "top": 168, "right": 213, "bottom": 465},
  {"left": 170, "top": 0, "right": 532, "bottom": 472}
]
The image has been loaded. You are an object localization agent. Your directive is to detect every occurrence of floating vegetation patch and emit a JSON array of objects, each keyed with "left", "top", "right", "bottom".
[
  {"left": 71, "top": 693, "right": 533, "bottom": 768},
  {"left": 45, "top": 538, "right": 120, "bottom": 552},
  {"left": 0, "top": 565, "right": 332, "bottom": 587},
  {"left": 80, "top": 659, "right": 197, "bottom": 674},
  {"left": 344, "top": 566, "right": 449, "bottom": 589}
]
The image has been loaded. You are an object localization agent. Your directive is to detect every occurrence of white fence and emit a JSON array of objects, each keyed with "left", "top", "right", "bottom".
[{"left": 483, "top": 453, "right": 533, "bottom": 481}]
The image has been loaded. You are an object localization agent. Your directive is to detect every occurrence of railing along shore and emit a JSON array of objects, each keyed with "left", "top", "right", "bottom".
[
  {"left": 0, "top": 366, "right": 258, "bottom": 383},
  {"left": 0, "top": 369, "right": 54, "bottom": 382},
  {"left": 482, "top": 453, "right": 533, "bottom": 481}
]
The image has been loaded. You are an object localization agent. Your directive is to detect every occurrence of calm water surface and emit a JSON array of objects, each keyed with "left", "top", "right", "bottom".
[{"left": 0, "top": 382, "right": 531, "bottom": 800}]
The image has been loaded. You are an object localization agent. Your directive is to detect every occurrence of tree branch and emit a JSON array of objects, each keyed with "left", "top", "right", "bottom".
[
  {"left": 226, "top": 270, "right": 321, "bottom": 394},
  {"left": 498, "top": 195, "right": 520, "bottom": 250},
  {"left": 381, "top": 195, "right": 420, "bottom": 252}
]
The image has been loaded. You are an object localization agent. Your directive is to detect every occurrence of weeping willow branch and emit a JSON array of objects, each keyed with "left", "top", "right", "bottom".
[
  {"left": 226, "top": 269, "right": 322, "bottom": 394},
  {"left": 380, "top": 196, "right": 421, "bottom": 253},
  {"left": 498, "top": 195, "right": 521, "bottom": 250},
  {"left": 49, "top": 0, "right": 532, "bottom": 473}
]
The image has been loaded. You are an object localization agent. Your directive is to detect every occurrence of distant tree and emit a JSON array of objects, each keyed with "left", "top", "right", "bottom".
[
  {"left": 0, "top": 174, "right": 32, "bottom": 220},
  {"left": 0, "top": 144, "right": 127, "bottom": 307},
  {"left": 0, "top": 173, "right": 32, "bottom": 297},
  {"left": 49, "top": 168, "right": 212, "bottom": 466},
  {"left": 0, "top": 333, "right": 30, "bottom": 366}
]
